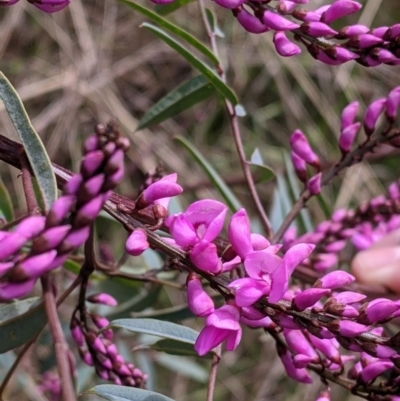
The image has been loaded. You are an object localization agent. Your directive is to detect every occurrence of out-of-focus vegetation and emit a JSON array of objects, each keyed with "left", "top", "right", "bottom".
[{"left": 1, "top": 1, "right": 400, "bottom": 400}]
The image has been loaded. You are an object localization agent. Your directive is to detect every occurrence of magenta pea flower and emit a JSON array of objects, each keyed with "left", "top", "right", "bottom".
[
  {"left": 31, "top": 0, "right": 70, "bottom": 13},
  {"left": 166, "top": 200, "right": 227, "bottom": 273},
  {"left": 138, "top": 173, "right": 183, "bottom": 209},
  {"left": 186, "top": 273, "right": 215, "bottom": 317},
  {"left": 167, "top": 200, "right": 227, "bottom": 247},
  {"left": 125, "top": 229, "right": 149, "bottom": 256},
  {"left": 228, "top": 208, "right": 275, "bottom": 260},
  {"left": 243, "top": 243, "right": 315, "bottom": 303},
  {"left": 194, "top": 302, "right": 242, "bottom": 356}
]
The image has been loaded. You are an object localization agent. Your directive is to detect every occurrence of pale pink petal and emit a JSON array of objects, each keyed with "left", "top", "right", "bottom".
[
  {"left": 244, "top": 251, "right": 282, "bottom": 279},
  {"left": 229, "top": 278, "right": 270, "bottom": 307},
  {"left": 225, "top": 326, "right": 242, "bottom": 351},
  {"left": 228, "top": 209, "right": 252, "bottom": 259},
  {"left": 194, "top": 326, "right": 228, "bottom": 356},
  {"left": 190, "top": 241, "right": 222, "bottom": 274},
  {"left": 170, "top": 215, "right": 197, "bottom": 247}
]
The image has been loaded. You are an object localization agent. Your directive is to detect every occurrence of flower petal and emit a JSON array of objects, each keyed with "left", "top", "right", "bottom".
[{"left": 244, "top": 251, "right": 282, "bottom": 279}]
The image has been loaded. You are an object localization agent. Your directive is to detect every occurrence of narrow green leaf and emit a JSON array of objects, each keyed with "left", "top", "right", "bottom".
[
  {"left": 155, "top": 0, "right": 195, "bottom": 15},
  {"left": 137, "top": 75, "right": 215, "bottom": 130},
  {"left": 154, "top": 354, "right": 208, "bottom": 382},
  {"left": 108, "top": 318, "right": 199, "bottom": 344},
  {"left": 141, "top": 23, "right": 238, "bottom": 105},
  {"left": 0, "top": 72, "right": 57, "bottom": 212},
  {"left": 205, "top": 8, "right": 224, "bottom": 38},
  {"left": 152, "top": 339, "right": 213, "bottom": 358},
  {"left": 84, "top": 384, "right": 177, "bottom": 401},
  {"left": 283, "top": 152, "right": 313, "bottom": 232},
  {"left": 248, "top": 148, "right": 275, "bottom": 183},
  {"left": 0, "top": 177, "right": 14, "bottom": 222},
  {"left": 107, "top": 286, "right": 163, "bottom": 320},
  {"left": 175, "top": 136, "right": 242, "bottom": 212},
  {"left": 118, "top": 0, "right": 218, "bottom": 64},
  {"left": 0, "top": 298, "right": 46, "bottom": 353},
  {"left": 315, "top": 193, "right": 331, "bottom": 219},
  {"left": 269, "top": 173, "right": 296, "bottom": 233}
]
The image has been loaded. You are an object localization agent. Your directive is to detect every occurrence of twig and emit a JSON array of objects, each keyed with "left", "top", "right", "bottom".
[
  {"left": 0, "top": 275, "right": 81, "bottom": 400},
  {"left": 197, "top": 0, "right": 273, "bottom": 238},
  {"left": 206, "top": 345, "right": 222, "bottom": 401},
  {"left": 273, "top": 130, "right": 400, "bottom": 242},
  {"left": 19, "top": 151, "right": 40, "bottom": 215},
  {"left": 41, "top": 275, "right": 77, "bottom": 401}
]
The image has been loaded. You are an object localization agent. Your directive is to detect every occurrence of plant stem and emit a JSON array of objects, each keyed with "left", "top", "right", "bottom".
[
  {"left": 19, "top": 151, "right": 41, "bottom": 215},
  {"left": 197, "top": 0, "right": 273, "bottom": 238},
  {"left": 0, "top": 275, "right": 81, "bottom": 399},
  {"left": 273, "top": 131, "right": 400, "bottom": 243},
  {"left": 41, "top": 274, "right": 77, "bottom": 401},
  {"left": 206, "top": 345, "right": 221, "bottom": 401}
]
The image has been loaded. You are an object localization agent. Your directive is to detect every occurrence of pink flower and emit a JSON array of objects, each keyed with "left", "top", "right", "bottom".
[
  {"left": 125, "top": 229, "right": 149, "bottom": 256},
  {"left": 228, "top": 208, "right": 273, "bottom": 260},
  {"left": 187, "top": 273, "right": 215, "bottom": 317},
  {"left": 243, "top": 243, "right": 315, "bottom": 303},
  {"left": 166, "top": 200, "right": 228, "bottom": 273},
  {"left": 167, "top": 200, "right": 227, "bottom": 245},
  {"left": 139, "top": 173, "right": 183, "bottom": 209},
  {"left": 194, "top": 303, "right": 242, "bottom": 356}
]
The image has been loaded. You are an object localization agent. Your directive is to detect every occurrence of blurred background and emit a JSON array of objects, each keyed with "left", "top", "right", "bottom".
[{"left": 1, "top": 0, "right": 400, "bottom": 400}]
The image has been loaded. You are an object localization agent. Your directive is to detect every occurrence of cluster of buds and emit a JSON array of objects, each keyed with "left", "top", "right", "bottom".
[
  {"left": 70, "top": 292, "right": 147, "bottom": 387},
  {"left": 284, "top": 179, "right": 400, "bottom": 272},
  {"left": 0, "top": 0, "right": 69, "bottom": 13},
  {"left": 0, "top": 122, "right": 127, "bottom": 300},
  {"left": 118, "top": 180, "right": 400, "bottom": 396},
  {"left": 123, "top": 172, "right": 183, "bottom": 257},
  {"left": 165, "top": 202, "right": 314, "bottom": 354},
  {"left": 37, "top": 371, "right": 61, "bottom": 401},
  {"left": 145, "top": 0, "right": 400, "bottom": 67},
  {"left": 289, "top": 85, "right": 400, "bottom": 198},
  {"left": 182, "top": 204, "right": 400, "bottom": 398}
]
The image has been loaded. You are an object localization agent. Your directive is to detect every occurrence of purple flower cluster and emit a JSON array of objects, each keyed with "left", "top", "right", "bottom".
[
  {"left": 285, "top": 179, "right": 400, "bottom": 272},
  {"left": 71, "top": 292, "right": 147, "bottom": 387},
  {"left": 146, "top": 0, "right": 400, "bottom": 67},
  {"left": 0, "top": 0, "right": 69, "bottom": 13},
  {"left": 289, "top": 85, "right": 400, "bottom": 198},
  {"left": 0, "top": 123, "right": 127, "bottom": 301}
]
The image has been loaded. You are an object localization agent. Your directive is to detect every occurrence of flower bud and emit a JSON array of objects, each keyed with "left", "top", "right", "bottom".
[
  {"left": 187, "top": 273, "right": 215, "bottom": 317},
  {"left": 125, "top": 229, "right": 149, "bottom": 256}
]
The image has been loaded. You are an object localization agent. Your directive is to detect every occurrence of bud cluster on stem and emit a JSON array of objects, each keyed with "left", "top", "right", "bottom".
[{"left": 0, "top": 122, "right": 127, "bottom": 300}]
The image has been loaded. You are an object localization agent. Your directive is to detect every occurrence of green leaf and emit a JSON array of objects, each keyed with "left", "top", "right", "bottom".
[
  {"left": 108, "top": 318, "right": 199, "bottom": 344},
  {"left": 205, "top": 8, "right": 224, "bottom": 38},
  {"left": 269, "top": 173, "right": 295, "bottom": 233},
  {"left": 118, "top": 0, "right": 218, "bottom": 64},
  {"left": 154, "top": 354, "right": 208, "bottom": 382},
  {"left": 151, "top": 339, "right": 213, "bottom": 358},
  {"left": 137, "top": 75, "right": 215, "bottom": 130},
  {"left": 0, "top": 297, "right": 46, "bottom": 353},
  {"left": 107, "top": 286, "right": 163, "bottom": 320},
  {"left": 248, "top": 148, "right": 275, "bottom": 183},
  {"left": 155, "top": 0, "right": 195, "bottom": 15},
  {"left": 141, "top": 23, "right": 238, "bottom": 105},
  {"left": 0, "top": 72, "right": 57, "bottom": 212},
  {"left": 0, "top": 177, "right": 14, "bottom": 222},
  {"left": 315, "top": 193, "right": 331, "bottom": 219},
  {"left": 131, "top": 304, "right": 195, "bottom": 322},
  {"left": 283, "top": 152, "right": 313, "bottom": 233},
  {"left": 84, "top": 384, "right": 177, "bottom": 401},
  {"left": 175, "top": 136, "right": 242, "bottom": 212}
]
